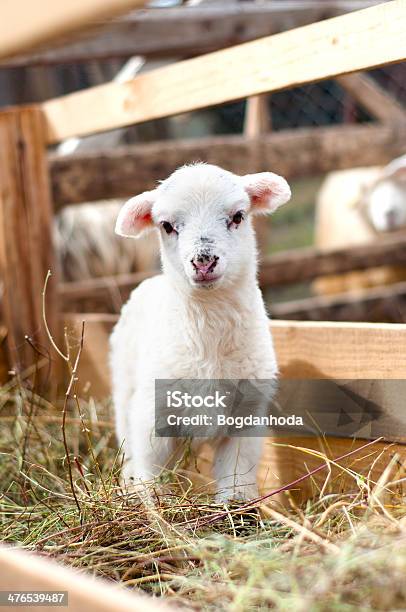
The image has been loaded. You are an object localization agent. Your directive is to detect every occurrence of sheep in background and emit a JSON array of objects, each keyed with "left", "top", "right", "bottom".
[
  {"left": 55, "top": 200, "right": 159, "bottom": 282},
  {"left": 54, "top": 58, "right": 161, "bottom": 284},
  {"left": 365, "top": 155, "right": 406, "bottom": 232},
  {"left": 110, "top": 163, "right": 291, "bottom": 501},
  {"left": 314, "top": 154, "right": 406, "bottom": 295}
]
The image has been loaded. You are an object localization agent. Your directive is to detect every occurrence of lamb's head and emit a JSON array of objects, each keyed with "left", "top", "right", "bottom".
[
  {"left": 365, "top": 154, "right": 406, "bottom": 232},
  {"left": 115, "top": 164, "right": 291, "bottom": 290}
]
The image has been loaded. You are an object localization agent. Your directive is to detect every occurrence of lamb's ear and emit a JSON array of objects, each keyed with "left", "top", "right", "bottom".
[
  {"left": 115, "top": 190, "right": 157, "bottom": 238},
  {"left": 382, "top": 154, "right": 406, "bottom": 183},
  {"left": 241, "top": 172, "right": 291, "bottom": 214}
]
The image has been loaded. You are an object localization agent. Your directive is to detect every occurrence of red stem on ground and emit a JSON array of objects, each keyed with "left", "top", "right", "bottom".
[{"left": 191, "top": 437, "right": 385, "bottom": 529}]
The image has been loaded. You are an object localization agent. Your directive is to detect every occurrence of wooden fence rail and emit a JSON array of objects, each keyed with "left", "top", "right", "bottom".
[
  {"left": 41, "top": 0, "right": 406, "bottom": 143},
  {"left": 260, "top": 233, "right": 406, "bottom": 286},
  {"left": 60, "top": 271, "right": 152, "bottom": 313},
  {"left": 49, "top": 122, "right": 406, "bottom": 207},
  {"left": 272, "top": 281, "right": 406, "bottom": 322},
  {"left": 1, "top": 1, "right": 382, "bottom": 66},
  {"left": 0, "top": 0, "right": 145, "bottom": 61}
]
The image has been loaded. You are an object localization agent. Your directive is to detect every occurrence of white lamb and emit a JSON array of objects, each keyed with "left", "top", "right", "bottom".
[{"left": 110, "top": 163, "right": 291, "bottom": 501}]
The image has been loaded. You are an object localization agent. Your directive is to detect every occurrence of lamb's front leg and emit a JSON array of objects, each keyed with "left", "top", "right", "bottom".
[
  {"left": 121, "top": 392, "right": 175, "bottom": 488},
  {"left": 213, "top": 437, "right": 263, "bottom": 503}
]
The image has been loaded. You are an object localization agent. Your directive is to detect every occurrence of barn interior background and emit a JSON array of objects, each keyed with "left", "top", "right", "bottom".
[{"left": 1, "top": 1, "right": 406, "bottom": 610}]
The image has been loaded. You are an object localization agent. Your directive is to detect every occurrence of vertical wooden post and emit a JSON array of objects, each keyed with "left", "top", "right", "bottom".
[
  {"left": 0, "top": 105, "right": 60, "bottom": 375},
  {"left": 244, "top": 94, "right": 271, "bottom": 139},
  {"left": 244, "top": 95, "right": 272, "bottom": 259}
]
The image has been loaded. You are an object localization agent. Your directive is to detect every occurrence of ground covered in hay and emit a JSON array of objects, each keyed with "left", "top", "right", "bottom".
[{"left": 1, "top": 382, "right": 406, "bottom": 611}]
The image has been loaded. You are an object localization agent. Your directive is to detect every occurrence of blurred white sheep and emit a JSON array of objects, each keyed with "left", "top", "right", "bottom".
[
  {"left": 314, "top": 154, "right": 406, "bottom": 295},
  {"left": 55, "top": 200, "right": 159, "bottom": 282},
  {"left": 54, "top": 58, "right": 164, "bottom": 284}
]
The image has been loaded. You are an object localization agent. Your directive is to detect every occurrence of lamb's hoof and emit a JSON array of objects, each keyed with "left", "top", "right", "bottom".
[
  {"left": 214, "top": 491, "right": 261, "bottom": 534},
  {"left": 214, "top": 489, "right": 258, "bottom": 505},
  {"left": 119, "top": 476, "right": 155, "bottom": 505}
]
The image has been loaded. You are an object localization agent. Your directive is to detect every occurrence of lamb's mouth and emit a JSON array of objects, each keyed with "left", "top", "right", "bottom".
[{"left": 192, "top": 273, "right": 222, "bottom": 287}]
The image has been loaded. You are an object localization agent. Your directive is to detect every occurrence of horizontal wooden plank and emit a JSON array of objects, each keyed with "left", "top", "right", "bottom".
[
  {"left": 0, "top": 0, "right": 145, "bottom": 61},
  {"left": 270, "top": 319, "right": 406, "bottom": 379},
  {"left": 260, "top": 232, "right": 406, "bottom": 286},
  {"left": 50, "top": 123, "right": 406, "bottom": 207},
  {"left": 42, "top": 1, "right": 406, "bottom": 143},
  {"left": 60, "top": 271, "right": 152, "bottom": 313},
  {"left": 65, "top": 315, "right": 406, "bottom": 400},
  {"left": 272, "top": 281, "right": 406, "bottom": 322},
  {"left": 1, "top": 1, "right": 382, "bottom": 66},
  {"left": 0, "top": 545, "right": 174, "bottom": 612}
]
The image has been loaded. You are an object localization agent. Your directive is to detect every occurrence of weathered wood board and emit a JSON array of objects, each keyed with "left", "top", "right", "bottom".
[
  {"left": 0, "top": 106, "right": 60, "bottom": 374},
  {"left": 0, "top": 0, "right": 146, "bottom": 60}
]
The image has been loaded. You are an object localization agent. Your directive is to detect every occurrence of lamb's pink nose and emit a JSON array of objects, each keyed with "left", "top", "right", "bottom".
[{"left": 192, "top": 256, "right": 218, "bottom": 274}]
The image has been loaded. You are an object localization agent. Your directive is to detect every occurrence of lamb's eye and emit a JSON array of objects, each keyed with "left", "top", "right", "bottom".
[
  {"left": 232, "top": 211, "right": 244, "bottom": 225},
  {"left": 162, "top": 221, "right": 174, "bottom": 235}
]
